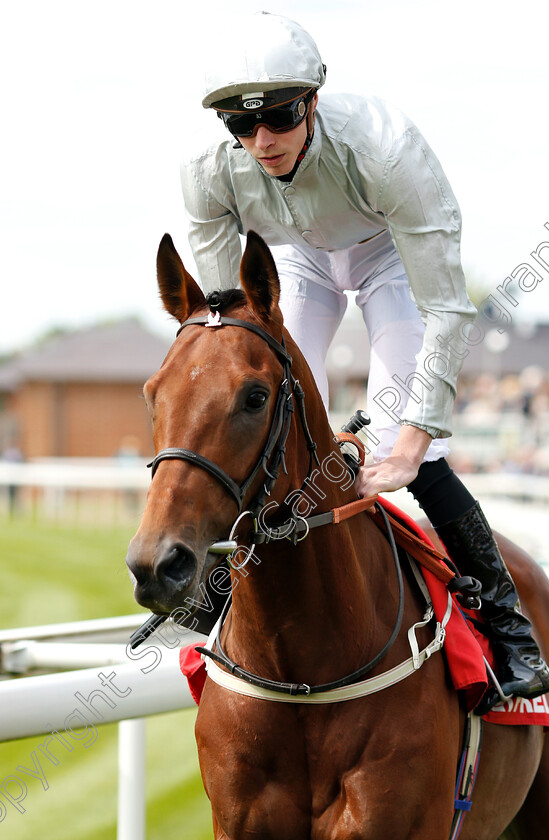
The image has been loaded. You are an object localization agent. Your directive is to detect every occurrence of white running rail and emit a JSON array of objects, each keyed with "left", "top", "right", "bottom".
[{"left": 0, "top": 616, "right": 201, "bottom": 840}]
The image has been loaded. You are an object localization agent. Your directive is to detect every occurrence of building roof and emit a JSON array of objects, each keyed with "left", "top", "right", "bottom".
[
  {"left": 0, "top": 319, "right": 171, "bottom": 390},
  {"left": 1, "top": 314, "right": 546, "bottom": 394},
  {"left": 460, "top": 321, "right": 549, "bottom": 377}
]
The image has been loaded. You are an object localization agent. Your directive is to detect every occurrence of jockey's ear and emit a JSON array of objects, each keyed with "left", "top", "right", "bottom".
[
  {"left": 240, "top": 231, "right": 281, "bottom": 321},
  {"left": 156, "top": 234, "right": 205, "bottom": 322}
]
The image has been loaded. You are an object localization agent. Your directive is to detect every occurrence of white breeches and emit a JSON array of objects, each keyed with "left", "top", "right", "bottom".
[{"left": 273, "top": 238, "right": 450, "bottom": 463}]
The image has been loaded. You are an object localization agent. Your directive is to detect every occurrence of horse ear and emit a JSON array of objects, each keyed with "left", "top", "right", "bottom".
[
  {"left": 156, "top": 234, "right": 205, "bottom": 322},
  {"left": 240, "top": 231, "right": 280, "bottom": 320}
]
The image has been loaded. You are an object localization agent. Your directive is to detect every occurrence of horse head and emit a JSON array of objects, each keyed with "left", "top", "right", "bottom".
[{"left": 126, "top": 231, "right": 325, "bottom": 617}]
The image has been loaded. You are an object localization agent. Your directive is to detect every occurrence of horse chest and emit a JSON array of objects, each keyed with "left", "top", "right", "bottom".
[{"left": 196, "top": 694, "right": 447, "bottom": 840}]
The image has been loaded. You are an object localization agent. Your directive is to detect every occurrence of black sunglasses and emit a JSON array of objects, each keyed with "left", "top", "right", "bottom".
[{"left": 217, "top": 91, "right": 315, "bottom": 138}]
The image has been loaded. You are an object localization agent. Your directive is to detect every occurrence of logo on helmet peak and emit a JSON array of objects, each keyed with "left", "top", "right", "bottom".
[{"left": 243, "top": 99, "right": 263, "bottom": 109}]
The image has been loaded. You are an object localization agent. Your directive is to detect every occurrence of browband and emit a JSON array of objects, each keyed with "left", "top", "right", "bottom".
[{"left": 177, "top": 316, "right": 292, "bottom": 365}]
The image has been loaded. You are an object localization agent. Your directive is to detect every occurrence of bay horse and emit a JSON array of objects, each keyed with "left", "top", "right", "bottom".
[{"left": 126, "top": 231, "right": 548, "bottom": 839}]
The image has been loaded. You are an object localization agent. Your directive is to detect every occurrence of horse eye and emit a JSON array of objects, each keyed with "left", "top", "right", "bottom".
[{"left": 245, "top": 390, "right": 268, "bottom": 411}]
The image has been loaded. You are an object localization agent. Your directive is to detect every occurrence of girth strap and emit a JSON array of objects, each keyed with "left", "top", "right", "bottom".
[{"left": 449, "top": 712, "right": 483, "bottom": 839}]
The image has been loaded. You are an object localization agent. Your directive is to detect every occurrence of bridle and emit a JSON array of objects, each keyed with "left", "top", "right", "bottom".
[
  {"left": 138, "top": 300, "right": 479, "bottom": 839},
  {"left": 143, "top": 305, "right": 409, "bottom": 695},
  {"left": 131, "top": 304, "right": 324, "bottom": 651},
  {"left": 148, "top": 308, "right": 320, "bottom": 523}
]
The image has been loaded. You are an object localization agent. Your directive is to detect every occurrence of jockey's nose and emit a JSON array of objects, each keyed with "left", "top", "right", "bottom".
[{"left": 254, "top": 124, "right": 276, "bottom": 147}]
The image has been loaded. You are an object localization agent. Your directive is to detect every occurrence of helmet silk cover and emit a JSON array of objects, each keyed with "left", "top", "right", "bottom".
[{"left": 202, "top": 12, "right": 326, "bottom": 109}]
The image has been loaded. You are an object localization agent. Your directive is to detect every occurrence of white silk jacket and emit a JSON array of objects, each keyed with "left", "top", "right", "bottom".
[{"left": 180, "top": 93, "right": 477, "bottom": 438}]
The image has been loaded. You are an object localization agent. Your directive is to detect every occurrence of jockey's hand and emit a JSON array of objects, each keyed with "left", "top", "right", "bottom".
[
  {"left": 356, "top": 456, "right": 422, "bottom": 497},
  {"left": 355, "top": 425, "right": 433, "bottom": 499}
]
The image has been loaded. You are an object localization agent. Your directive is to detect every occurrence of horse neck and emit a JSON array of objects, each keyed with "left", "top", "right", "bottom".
[
  {"left": 225, "top": 355, "right": 392, "bottom": 679},
  {"left": 227, "top": 489, "right": 390, "bottom": 683}
]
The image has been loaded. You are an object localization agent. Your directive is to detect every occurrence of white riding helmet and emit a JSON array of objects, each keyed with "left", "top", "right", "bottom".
[{"left": 202, "top": 12, "right": 326, "bottom": 109}]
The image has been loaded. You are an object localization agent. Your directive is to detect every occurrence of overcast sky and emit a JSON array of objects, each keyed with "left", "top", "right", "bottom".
[{"left": 2, "top": 0, "right": 548, "bottom": 354}]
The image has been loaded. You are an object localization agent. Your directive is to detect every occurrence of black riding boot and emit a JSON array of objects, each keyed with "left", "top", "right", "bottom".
[{"left": 435, "top": 501, "right": 549, "bottom": 707}]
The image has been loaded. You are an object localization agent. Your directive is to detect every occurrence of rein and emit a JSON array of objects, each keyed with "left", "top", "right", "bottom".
[
  {"left": 197, "top": 502, "right": 406, "bottom": 696},
  {"left": 142, "top": 308, "right": 446, "bottom": 701},
  {"left": 131, "top": 308, "right": 375, "bottom": 650}
]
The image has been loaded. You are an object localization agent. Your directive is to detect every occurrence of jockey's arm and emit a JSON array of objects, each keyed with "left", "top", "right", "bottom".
[
  {"left": 180, "top": 154, "right": 242, "bottom": 293},
  {"left": 373, "top": 124, "right": 477, "bottom": 440}
]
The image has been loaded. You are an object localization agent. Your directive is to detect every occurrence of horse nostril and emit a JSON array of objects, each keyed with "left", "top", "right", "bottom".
[{"left": 156, "top": 543, "right": 197, "bottom": 592}]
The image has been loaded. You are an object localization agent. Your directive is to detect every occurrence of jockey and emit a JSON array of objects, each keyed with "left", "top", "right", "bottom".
[{"left": 180, "top": 11, "right": 549, "bottom": 707}]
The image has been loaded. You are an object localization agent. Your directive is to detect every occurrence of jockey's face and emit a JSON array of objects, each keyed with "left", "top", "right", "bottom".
[{"left": 238, "top": 95, "right": 317, "bottom": 177}]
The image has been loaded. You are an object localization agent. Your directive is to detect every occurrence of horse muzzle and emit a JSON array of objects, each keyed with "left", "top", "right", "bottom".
[{"left": 126, "top": 536, "right": 200, "bottom": 614}]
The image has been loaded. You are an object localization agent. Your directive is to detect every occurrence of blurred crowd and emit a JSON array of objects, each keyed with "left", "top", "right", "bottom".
[
  {"left": 455, "top": 366, "right": 549, "bottom": 421},
  {"left": 447, "top": 366, "right": 549, "bottom": 475},
  {"left": 330, "top": 365, "right": 549, "bottom": 477}
]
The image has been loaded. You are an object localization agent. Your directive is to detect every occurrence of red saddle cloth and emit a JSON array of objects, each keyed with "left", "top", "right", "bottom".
[
  {"left": 180, "top": 644, "right": 208, "bottom": 706},
  {"left": 180, "top": 497, "right": 549, "bottom": 726}
]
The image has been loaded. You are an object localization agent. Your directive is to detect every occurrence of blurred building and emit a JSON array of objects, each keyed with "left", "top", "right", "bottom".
[
  {"left": 325, "top": 313, "right": 549, "bottom": 474},
  {"left": 1, "top": 312, "right": 547, "bottom": 468},
  {"left": 0, "top": 319, "right": 170, "bottom": 459},
  {"left": 326, "top": 314, "right": 549, "bottom": 408}
]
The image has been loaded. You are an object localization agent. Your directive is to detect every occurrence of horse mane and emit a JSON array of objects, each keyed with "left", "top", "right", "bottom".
[{"left": 205, "top": 289, "right": 246, "bottom": 312}]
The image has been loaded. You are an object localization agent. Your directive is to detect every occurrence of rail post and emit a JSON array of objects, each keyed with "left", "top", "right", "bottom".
[{"left": 117, "top": 718, "right": 146, "bottom": 840}]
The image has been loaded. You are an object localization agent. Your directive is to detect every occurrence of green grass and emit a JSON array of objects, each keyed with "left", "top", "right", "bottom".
[{"left": 0, "top": 515, "right": 213, "bottom": 839}]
